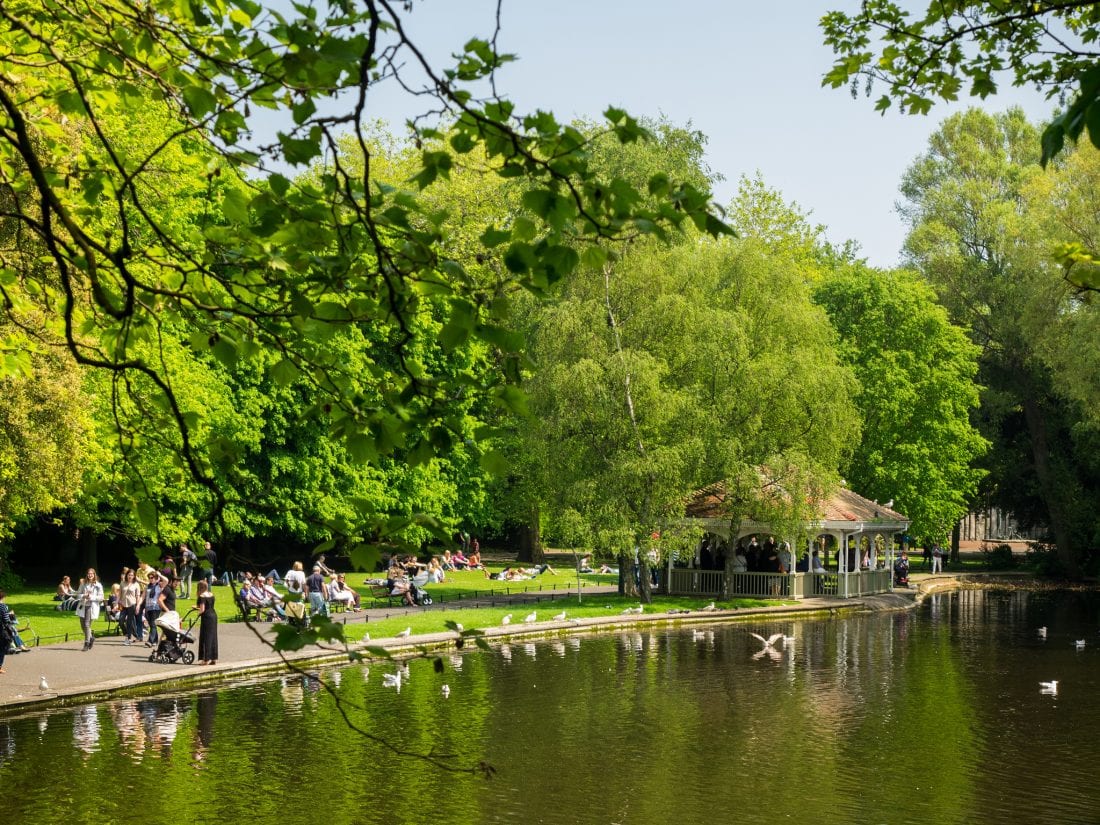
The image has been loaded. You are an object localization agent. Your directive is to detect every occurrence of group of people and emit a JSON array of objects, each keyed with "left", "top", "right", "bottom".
[
  {"left": 730, "top": 536, "right": 792, "bottom": 574},
  {"left": 52, "top": 563, "right": 219, "bottom": 665}
]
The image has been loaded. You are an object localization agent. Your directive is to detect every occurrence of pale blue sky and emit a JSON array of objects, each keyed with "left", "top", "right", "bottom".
[{"left": 278, "top": 1, "right": 1055, "bottom": 267}]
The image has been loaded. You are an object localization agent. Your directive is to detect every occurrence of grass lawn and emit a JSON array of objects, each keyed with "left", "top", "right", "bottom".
[
  {"left": 335, "top": 593, "right": 780, "bottom": 644},
  {"left": 4, "top": 564, "right": 775, "bottom": 647}
]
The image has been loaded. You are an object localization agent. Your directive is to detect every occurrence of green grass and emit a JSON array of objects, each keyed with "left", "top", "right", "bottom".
[{"left": 335, "top": 593, "right": 778, "bottom": 644}]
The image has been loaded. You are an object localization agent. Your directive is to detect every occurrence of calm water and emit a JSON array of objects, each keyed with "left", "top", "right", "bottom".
[{"left": 2, "top": 589, "right": 1099, "bottom": 825}]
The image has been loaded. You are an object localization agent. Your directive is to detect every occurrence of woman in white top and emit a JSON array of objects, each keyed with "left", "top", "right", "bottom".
[
  {"left": 76, "top": 568, "right": 104, "bottom": 651},
  {"left": 284, "top": 561, "right": 306, "bottom": 595}
]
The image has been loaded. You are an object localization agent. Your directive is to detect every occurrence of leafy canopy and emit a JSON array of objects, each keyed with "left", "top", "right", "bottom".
[{"left": 0, "top": 1, "right": 729, "bottom": 544}]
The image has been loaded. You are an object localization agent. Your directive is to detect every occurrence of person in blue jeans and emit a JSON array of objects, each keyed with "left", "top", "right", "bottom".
[
  {"left": 142, "top": 572, "right": 163, "bottom": 646},
  {"left": 305, "top": 565, "right": 329, "bottom": 617}
]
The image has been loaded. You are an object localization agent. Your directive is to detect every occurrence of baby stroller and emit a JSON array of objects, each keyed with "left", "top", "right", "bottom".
[
  {"left": 149, "top": 609, "right": 197, "bottom": 664},
  {"left": 408, "top": 571, "right": 433, "bottom": 606}
]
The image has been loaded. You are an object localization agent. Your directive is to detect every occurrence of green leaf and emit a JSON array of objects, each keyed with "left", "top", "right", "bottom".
[
  {"left": 135, "top": 499, "right": 158, "bottom": 534},
  {"left": 222, "top": 188, "right": 251, "bottom": 224}
]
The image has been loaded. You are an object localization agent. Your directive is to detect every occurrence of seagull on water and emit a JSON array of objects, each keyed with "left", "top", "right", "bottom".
[
  {"left": 1075, "top": 639, "right": 1086, "bottom": 649},
  {"left": 501, "top": 613, "right": 512, "bottom": 625},
  {"left": 1040, "top": 680, "right": 1058, "bottom": 694},
  {"left": 396, "top": 627, "right": 411, "bottom": 638},
  {"left": 1037, "top": 627, "right": 1048, "bottom": 639},
  {"left": 382, "top": 672, "right": 402, "bottom": 691},
  {"left": 522, "top": 611, "right": 537, "bottom": 624},
  {"left": 39, "top": 675, "right": 50, "bottom": 693},
  {"left": 551, "top": 611, "right": 567, "bottom": 621},
  {"left": 749, "top": 633, "right": 785, "bottom": 661}
]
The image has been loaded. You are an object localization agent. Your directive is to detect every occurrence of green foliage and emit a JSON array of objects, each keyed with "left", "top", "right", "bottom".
[
  {"left": 0, "top": 3, "right": 729, "bottom": 553},
  {"left": 821, "top": 1, "right": 1100, "bottom": 165},
  {"left": 813, "top": 265, "right": 988, "bottom": 539},
  {"left": 899, "top": 108, "right": 1100, "bottom": 574}
]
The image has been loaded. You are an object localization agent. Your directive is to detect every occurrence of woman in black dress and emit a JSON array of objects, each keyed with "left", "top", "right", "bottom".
[{"left": 195, "top": 580, "right": 218, "bottom": 665}]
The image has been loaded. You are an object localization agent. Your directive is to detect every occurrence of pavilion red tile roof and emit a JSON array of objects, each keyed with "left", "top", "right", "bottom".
[{"left": 686, "top": 482, "right": 908, "bottom": 525}]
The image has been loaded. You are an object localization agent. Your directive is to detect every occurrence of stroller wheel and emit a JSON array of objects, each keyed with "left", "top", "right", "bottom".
[
  {"left": 423, "top": 596, "right": 433, "bottom": 605},
  {"left": 182, "top": 650, "right": 195, "bottom": 665},
  {"left": 149, "top": 652, "right": 157, "bottom": 663}
]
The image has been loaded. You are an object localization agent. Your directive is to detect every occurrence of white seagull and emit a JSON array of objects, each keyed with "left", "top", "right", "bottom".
[
  {"left": 700, "top": 602, "right": 717, "bottom": 611},
  {"left": 501, "top": 613, "right": 512, "bottom": 625},
  {"left": 621, "top": 606, "right": 643, "bottom": 615},
  {"left": 1075, "top": 639, "right": 1086, "bottom": 649},
  {"left": 454, "top": 623, "right": 464, "bottom": 633},
  {"left": 39, "top": 675, "right": 50, "bottom": 693},
  {"left": 522, "top": 611, "right": 537, "bottom": 624},
  {"left": 551, "top": 611, "right": 567, "bottom": 621},
  {"left": 441, "top": 684, "right": 450, "bottom": 698},
  {"left": 1037, "top": 627, "right": 1048, "bottom": 639},
  {"left": 396, "top": 627, "right": 411, "bottom": 638},
  {"left": 1040, "top": 680, "right": 1058, "bottom": 694},
  {"left": 382, "top": 671, "right": 402, "bottom": 690},
  {"left": 749, "top": 632, "right": 785, "bottom": 660}
]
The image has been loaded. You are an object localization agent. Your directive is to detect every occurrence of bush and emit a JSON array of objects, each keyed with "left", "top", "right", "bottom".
[
  {"left": 0, "top": 568, "right": 24, "bottom": 591},
  {"left": 981, "top": 543, "right": 1016, "bottom": 570}
]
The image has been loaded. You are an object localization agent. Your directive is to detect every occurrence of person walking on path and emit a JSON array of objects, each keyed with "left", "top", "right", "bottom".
[
  {"left": 143, "top": 572, "right": 163, "bottom": 647},
  {"left": 178, "top": 543, "right": 197, "bottom": 599},
  {"left": 120, "top": 569, "right": 142, "bottom": 645},
  {"left": 75, "top": 568, "right": 103, "bottom": 651},
  {"left": 305, "top": 565, "right": 329, "bottom": 618},
  {"left": 931, "top": 543, "right": 944, "bottom": 574},
  {"left": 195, "top": 580, "right": 218, "bottom": 666},
  {"left": 0, "top": 590, "right": 12, "bottom": 674}
]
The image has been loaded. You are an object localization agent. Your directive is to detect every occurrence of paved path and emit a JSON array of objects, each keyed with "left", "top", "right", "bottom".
[
  {"left": 0, "top": 584, "right": 618, "bottom": 711},
  {"left": 0, "top": 574, "right": 983, "bottom": 713}
]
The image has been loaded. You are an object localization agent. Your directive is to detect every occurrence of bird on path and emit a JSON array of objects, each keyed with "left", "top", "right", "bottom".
[
  {"left": 700, "top": 602, "right": 717, "bottom": 611},
  {"left": 39, "top": 675, "right": 50, "bottom": 693},
  {"left": 522, "top": 611, "right": 537, "bottom": 623},
  {"left": 551, "top": 611, "right": 567, "bottom": 621},
  {"left": 622, "top": 606, "right": 643, "bottom": 615},
  {"left": 1040, "top": 680, "right": 1058, "bottom": 694},
  {"left": 501, "top": 614, "right": 512, "bottom": 625},
  {"left": 396, "top": 627, "right": 411, "bottom": 638}
]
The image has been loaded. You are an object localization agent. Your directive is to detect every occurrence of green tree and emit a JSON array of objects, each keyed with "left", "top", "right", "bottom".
[
  {"left": 813, "top": 265, "right": 988, "bottom": 541},
  {"left": 899, "top": 108, "right": 1099, "bottom": 573},
  {"left": 525, "top": 236, "right": 859, "bottom": 600},
  {"left": 821, "top": 1, "right": 1100, "bottom": 165},
  {"left": 0, "top": 2, "right": 728, "bottom": 552}
]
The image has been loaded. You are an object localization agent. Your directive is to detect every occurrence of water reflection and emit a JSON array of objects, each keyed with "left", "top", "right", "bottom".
[{"left": 2, "top": 590, "right": 1100, "bottom": 825}]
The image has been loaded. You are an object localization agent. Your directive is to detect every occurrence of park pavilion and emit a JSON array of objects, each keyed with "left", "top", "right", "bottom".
[{"left": 666, "top": 482, "right": 910, "bottom": 599}]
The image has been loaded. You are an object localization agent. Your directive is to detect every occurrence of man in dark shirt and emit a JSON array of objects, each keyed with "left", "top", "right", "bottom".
[
  {"left": 305, "top": 565, "right": 329, "bottom": 617},
  {"left": 203, "top": 541, "right": 218, "bottom": 586}
]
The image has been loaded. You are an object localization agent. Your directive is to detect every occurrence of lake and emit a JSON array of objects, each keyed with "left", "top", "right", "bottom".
[{"left": 2, "top": 588, "right": 1098, "bottom": 824}]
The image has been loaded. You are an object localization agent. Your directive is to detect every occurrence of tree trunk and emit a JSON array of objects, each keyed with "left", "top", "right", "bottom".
[
  {"left": 618, "top": 550, "right": 638, "bottom": 598},
  {"left": 638, "top": 557, "right": 652, "bottom": 604},
  {"left": 517, "top": 503, "right": 544, "bottom": 563},
  {"left": 950, "top": 520, "right": 961, "bottom": 564},
  {"left": 1021, "top": 394, "right": 1079, "bottom": 576}
]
